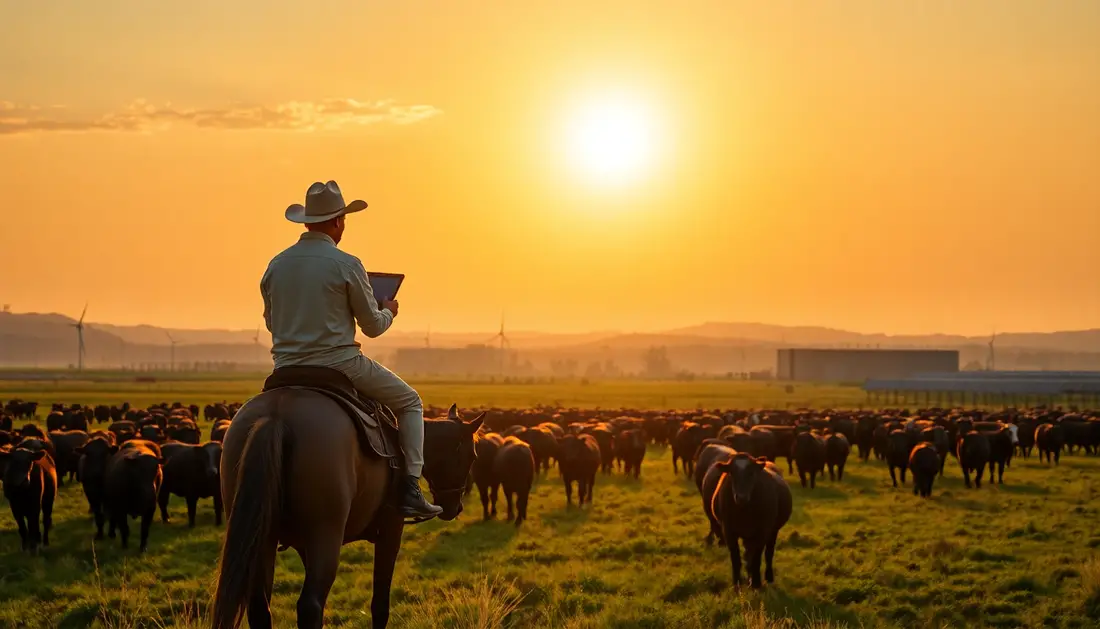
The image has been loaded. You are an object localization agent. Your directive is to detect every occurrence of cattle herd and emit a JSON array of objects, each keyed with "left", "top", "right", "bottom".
[{"left": 2, "top": 398, "right": 1099, "bottom": 590}]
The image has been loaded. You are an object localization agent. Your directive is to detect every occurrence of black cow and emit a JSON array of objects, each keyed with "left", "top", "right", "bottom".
[
  {"left": 158, "top": 441, "right": 223, "bottom": 528},
  {"left": 614, "top": 428, "right": 646, "bottom": 479},
  {"left": 919, "top": 426, "right": 951, "bottom": 477},
  {"left": 76, "top": 437, "right": 119, "bottom": 539},
  {"left": 472, "top": 433, "right": 504, "bottom": 519},
  {"left": 49, "top": 430, "right": 90, "bottom": 487},
  {"left": 493, "top": 436, "right": 536, "bottom": 527},
  {"left": 987, "top": 427, "right": 1014, "bottom": 484},
  {"left": 1035, "top": 423, "right": 1065, "bottom": 465},
  {"left": 559, "top": 434, "right": 600, "bottom": 506},
  {"left": 908, "top": 443, "right": 939, "bottom": 498},
  {"left": 705, "top": 453, "right": 792, "bottom": 589},
  {"left": 958, "top": 431, "right": 991, "bottom": 489},
  {"left": 673, "top": 423, "right": 705, "bottom": 476},
  {"left": 792, "top": 432, "right": 826, "bottom": 489},
  {"left": 887, "top": 429, "right": 915, "bottom": 487},
  {"left": 0, "top": 446, "right": 57, "bottom": 553},
  {"left": 824, "top": 433, "right": 850, "bottom": 482},
  {"left": 104, "top": 440, "right": 164, "bottom": 551}
]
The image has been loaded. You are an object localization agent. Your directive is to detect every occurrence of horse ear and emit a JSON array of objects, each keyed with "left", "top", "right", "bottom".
[
  {"left": 447, "top": 403, "right": 460, "bottom": 421},
  {"left": 465, "top": 412, "right": 486, "bottom": 434}
]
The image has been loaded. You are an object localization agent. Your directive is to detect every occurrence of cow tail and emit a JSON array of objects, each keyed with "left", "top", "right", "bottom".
[{"left": 212, "top": 416, "right": 287, "bottom": 629}]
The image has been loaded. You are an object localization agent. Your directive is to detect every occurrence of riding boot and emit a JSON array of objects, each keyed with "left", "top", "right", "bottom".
[{"left": 401, "top": 475, "right": 443, "bottom": 519}]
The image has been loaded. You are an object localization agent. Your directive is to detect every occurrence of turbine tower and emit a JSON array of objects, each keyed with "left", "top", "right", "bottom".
[
  {"left": 166, "top": 331, "right": 178, "bottom": 372},
  {"left": 254, "top": 326, "right": 264, "bottom": 365},
  {"left": 987, "top": 331, "right": 997, "bottom": 372},
  {"left": 425, "top": 324, "right": 432, "bottom": 349},
  {"left": 72, "top": 303, "right": 88, "bottom": 370},
  {"left": 493, "top": 312, "right": 510, "bottom": 375}
]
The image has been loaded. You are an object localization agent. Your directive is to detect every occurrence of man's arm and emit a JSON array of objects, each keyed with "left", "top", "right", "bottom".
[
  {"left": 346, "top": 259, "right": 394, "bottom": 338},
  {"left": 260, "top": 267, "right": 273, "bottom": 333}
]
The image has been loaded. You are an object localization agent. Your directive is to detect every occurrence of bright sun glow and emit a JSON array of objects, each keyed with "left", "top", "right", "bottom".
[{"left": 564, "top": 95, "right": 660, "bottom": 187}]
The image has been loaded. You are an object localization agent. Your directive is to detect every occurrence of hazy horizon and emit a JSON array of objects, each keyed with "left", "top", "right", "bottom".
[{"left": 3, "top": 1, "right": 1098, "bottom": 337}]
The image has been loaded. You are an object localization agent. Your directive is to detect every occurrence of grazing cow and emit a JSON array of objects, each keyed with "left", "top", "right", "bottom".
[
  {"left": 673, "top": 423, "right": 705, "bottom": 476},
  {"left": 1015, "top": 419, "right": 1037, "bottom": 458},
  {"left": 559, "top": 434, "right": 600, "bottom": 506},
  {"left": 855, "top": 416, "right": 877, "bottom": 462},
  {"left": 0, "top": 446, "right": 57, "bottom": 553},
  {"left": 986, "top": 427, "right": 1014, "bottom": 485},
  {"left": 140, "top": 425, "right": 166, "bottom": 443},
  {"left": 824, "top": 433, "right": 850, "bottom": 482},
  {"left": 493, "top": 437, "right": 536, "bottom": 527},
  {"left": 694, "top": 441, "right": 737, "bottom": 545},
  {"left": 792, "top": 432, "right": 826, "bottom": 489},
  {"left": 76, "top": 437, "right": 119, "bottom": 539},
  {"left": 104, "top": 440, "right": 164, "bottom": 552},
  {"left": 919, "top": 426, "right": 951, "bottom": 477},
  {"left": 167, "top": 420, "right": 201, "bottom": 445},
  {"left": 517, "top": 426, "right": 558, "bottom": 474},
  {"left": 614, "top": 428, "right": 646, "bottom": 479},
  {"left": 748, "top": 426, "right": 779, "bottom": 463},
  {"left": 957, "top": 431, "right": 991, "bottom": 489},
  {"left": 108, "top": 421, "right": 137, "bottom": 444},
  {"left": 584, "top": 426, "right": 615, "bottom": 475},
  {"left": 872, "top": 423, "right": 891, "bottom": 461},
  {"left": 20, "top": 423, "right": 46, "bottom": 440},
  {"left": 908, "top": 443, "right": 939, "bottom": 498},
  {"left": 473, "top": 433, "right": 505, "bottom": 519},
  {"left": 94, "top": 405, "right": 111, "bottom": 425},
  {"left": 46, "top": 412, "right": 66, "bottom": 432},
  {"left": 0, "top": 414, "right": 12, "bottom": 432},
  {"left": 538, "top": 422, "right": 565, "bottom": 439},
  {"left": 1035, "top": 423, "right": 1065, "bottom": 465},
  {"left": 706, "top": 453, "right": 792, "bottom": 589},
  {"left": 887, "top": 429, "right": 915, "bottom": 487},
  {"left": 49, "top": 430, "right": 90, "bottom": 487},
  {"left": 210, "top": 419, "right": 232, "bottom": 443},
  {"left": 158, "top": 441, "right": 224, "bottom": 527}
]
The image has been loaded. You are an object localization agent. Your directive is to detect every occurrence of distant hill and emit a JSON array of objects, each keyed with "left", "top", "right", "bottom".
[{"left": 1, "top": 311, "right": 1097, "bottom": 373}]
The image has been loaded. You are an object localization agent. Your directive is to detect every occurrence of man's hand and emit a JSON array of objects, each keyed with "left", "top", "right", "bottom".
[{"left": 382, "top": 299, "right": 399, "bottom": 316}]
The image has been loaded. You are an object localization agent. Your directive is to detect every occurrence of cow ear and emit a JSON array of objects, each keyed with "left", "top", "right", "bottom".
[
  {"left": 109, "top": 445, "right": 119, "bottom": 454},
  {"left": 465, "top": 412, "right": 486, "bottom": 435},
  {"left": 447, "top": 404, "right": 461, "bottom": 421},
  {"left": 713, "top": 460, "right": 732, "bottom": 474},
  {"left": 754, "top": 456, "right": 769, "bottom": 468}
]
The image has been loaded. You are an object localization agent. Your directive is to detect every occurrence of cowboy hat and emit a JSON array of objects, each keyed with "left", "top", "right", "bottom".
[{"left": 285, "top": 180, "right": 368, "bottom": 224}]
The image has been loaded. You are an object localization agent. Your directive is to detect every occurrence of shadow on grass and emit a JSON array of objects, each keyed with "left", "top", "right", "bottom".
[
  {"left": 792, "top": 484, "right": 849, "bottom": 502},
  {"left": 998, "top": 483, "right": 1050, "bottom": 496},
  {"left": 415, "top": 519, "right": 519, "bottom": 572}
]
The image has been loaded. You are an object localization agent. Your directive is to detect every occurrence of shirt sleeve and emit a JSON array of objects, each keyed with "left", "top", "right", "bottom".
[
  {"left": 346, "top": 258, "right": 394, "bottom": 338},
  {"left": 260, "top": 266, "right": 273, "bottom": 333}
]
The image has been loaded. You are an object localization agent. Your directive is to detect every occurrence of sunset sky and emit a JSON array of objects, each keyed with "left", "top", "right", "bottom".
[{"left": 1, "top": 1, "right": 1098, "bottom": 336}]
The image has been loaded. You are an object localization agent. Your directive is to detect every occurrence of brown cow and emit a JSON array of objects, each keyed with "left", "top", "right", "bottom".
[{"left": 493, "top": 437, "right": 536, "bottom": 526}]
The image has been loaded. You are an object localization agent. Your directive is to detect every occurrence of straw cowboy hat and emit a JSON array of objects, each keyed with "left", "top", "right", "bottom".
[{"left": 285, "top": 180, "right": 367, "bottom": 224}]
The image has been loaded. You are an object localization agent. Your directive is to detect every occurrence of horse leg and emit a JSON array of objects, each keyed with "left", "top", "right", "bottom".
[
  {"left": 245, "top": 544, "right": 277, "bottom": 629},
  {"left": 370, "top": 513, "right": 404, "bottom": 629},
  {"left": 297, "top": 536, "right": 342, "bottom": 629}
]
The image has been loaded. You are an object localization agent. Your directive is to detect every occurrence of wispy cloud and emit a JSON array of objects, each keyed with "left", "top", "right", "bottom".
[{"left": 0, "top": 99, "right": 441, "bottom": 135}]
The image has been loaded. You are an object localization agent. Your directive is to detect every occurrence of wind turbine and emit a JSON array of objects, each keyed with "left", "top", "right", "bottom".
[
  {"left": 166, "top": 331, "right": 178, "bottom": 372},
  {"left": 493, "top": 312, "right": 510, "bottom": 375},
  {"left": 424, "top": 324, "right": 432, "bottom": 349},
  {"left": 72, "top": 303, "right": 88, "bottom": 370},
  {"left": 253, "top": 326, "right": 264, "bottom": 365},
  {"left": 987, "top": 330, "right": 997, "bottom": 372}
]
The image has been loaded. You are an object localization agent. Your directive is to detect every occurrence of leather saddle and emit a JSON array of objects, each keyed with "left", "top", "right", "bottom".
[{"left": 262, "top": 366, "right": 402, "bottom": 471}]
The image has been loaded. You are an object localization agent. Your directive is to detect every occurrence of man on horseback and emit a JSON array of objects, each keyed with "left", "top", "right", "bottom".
[{"left": 260, "top": 180, "right": 443, "bottom": 520}]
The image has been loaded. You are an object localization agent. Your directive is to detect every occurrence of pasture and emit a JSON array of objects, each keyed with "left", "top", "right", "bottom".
[{"left": 2, "top": 387, "right": 1100, "bottom": 628}]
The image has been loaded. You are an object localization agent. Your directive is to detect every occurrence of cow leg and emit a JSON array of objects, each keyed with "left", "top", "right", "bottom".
[
  {"left": 900, "top": 467, "right": 907, "bottom": 485},
  {"left": 42, "top": 492, "right": 54, "bottom": 548},
  {"left": 974, "top": 465, "right": 984, "bottom": 489},
  {"left": 490, "top": 482, "right": 499, "bottom": 516},
  {"left": 478, "top": 483, "right": 491, "bottom": 520},
  {"left": 297, "top": 537, "right": 341, "bottom": 629},
  {"left": 214, "top": 489, "right": 224, "bottom": 526},
  {"left": 889, "top": 466, "right": 898, "bottom": 488},
  {"left": 838, "top": 461, "right": 845, "bottom": 481},
  {"left": 672, "top": 454, "right": 678, "bottom": 474},
  {"left": 369, "top": 513, "right": 403, "bottom": 629},
  {"left": 26, "top": 506, "right": 42, "bottom": 554},
  {"left": 158, "top": 487, "right": 171, "bottom": 523},
  {"left": 118, "top": 515, "right": 130, "bottom": 549},
  {"left": 505, "top": 490, "right": 515, "bottom": 522},
  {"left": 798, "top": 467, "right": 807, "bottom": 488},
  {"left": 516, "top": 489, "right": 529, "bottom": 527},
  {"left": 828, "top": 464, "right": 835, "bottom": 481},
  {"left": 961, "top": 466, "right": 971, "bottom": 488},
  {"left": 564, "top": 478, "right": 573, "bottom": 506},
  {"left": 746, "top": 540, "right": 765, "bottom": 589},
  {"left": 12, "top": 507, "right": 28, "bottom": 551},
  {"left": 1055, "top": 449, "right": 1061, "bottom": 465},
  {"left": 810, "top": 471, "right": 817, "bottom": 489},
  {"left": 764, "top": 530, "right": 779, "bottom": 583},
  {"left": 139, "top": 507, "right": 155, "bottom": 552},
  {"left": 186, "top": 496, "right": 199, "bottom": 528},
  {"left": 726, "top": 534, "right": 743, "bottom": 588},
  {"left": 92, "top": 498, "right": 105, "bottom": 540},
  {"left": 587, "top": 473, "right": 596, "bottom": 504}
]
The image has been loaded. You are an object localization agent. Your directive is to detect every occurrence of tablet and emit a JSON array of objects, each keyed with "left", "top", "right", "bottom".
[{"left": 367, "top": 272, "right": 404, "bottom": 303}]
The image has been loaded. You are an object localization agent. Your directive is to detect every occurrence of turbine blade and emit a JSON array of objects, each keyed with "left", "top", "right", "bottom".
[{"left": 80, "top": 302, "right": 88, "bottom": 323}]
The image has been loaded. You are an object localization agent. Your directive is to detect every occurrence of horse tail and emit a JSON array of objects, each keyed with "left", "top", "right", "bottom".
[{"left": 212, "top": 416, "right": 287, "bottom": 629}]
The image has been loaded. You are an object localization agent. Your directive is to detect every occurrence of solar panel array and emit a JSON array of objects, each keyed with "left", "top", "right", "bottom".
[{"left": 863, "top": 371, "right": 1100, "bottom": 395}]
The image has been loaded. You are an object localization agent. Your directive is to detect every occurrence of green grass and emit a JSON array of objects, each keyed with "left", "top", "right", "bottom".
[
  {"left": 3, "top": 412, "right": 1100, "bottom": 628},
  {"left": 0, "top": 377, "right": 870, "bottom": 411}
]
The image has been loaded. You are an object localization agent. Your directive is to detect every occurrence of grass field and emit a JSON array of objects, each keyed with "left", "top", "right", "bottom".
[
  {"left": 0, "top": 376, "right": 873, "bottom": 411},
  {"left": 3, "top": 386, "right": 1100, "bottom": 628}
]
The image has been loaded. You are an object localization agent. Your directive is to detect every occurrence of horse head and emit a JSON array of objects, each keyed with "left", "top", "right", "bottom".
[{"left": 422, "top": 403, "right": 484, "bottom": 521}]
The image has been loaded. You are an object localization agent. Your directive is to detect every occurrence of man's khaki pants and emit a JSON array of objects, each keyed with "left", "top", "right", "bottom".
[{"left": 332, "top": 354, "right": 425, "bottom": 477}]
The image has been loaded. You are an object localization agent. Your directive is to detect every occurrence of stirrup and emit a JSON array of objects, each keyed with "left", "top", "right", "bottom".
[{"left": 403, "top": 513, "right": 439, "bottom": 525}]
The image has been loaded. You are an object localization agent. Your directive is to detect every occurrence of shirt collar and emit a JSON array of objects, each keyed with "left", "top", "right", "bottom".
[{"left": 299, "top": 232, "right": 336, "bottom": 246}]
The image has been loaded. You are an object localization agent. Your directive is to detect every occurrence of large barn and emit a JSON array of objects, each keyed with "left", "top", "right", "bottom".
[{"left": 776, "top": 348, "right": 959, "bottom": 382}]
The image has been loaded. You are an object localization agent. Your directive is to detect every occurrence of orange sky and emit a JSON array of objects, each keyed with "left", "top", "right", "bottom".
[{"left": 1, "top": 1, "right": 1098, "bottom": 336}]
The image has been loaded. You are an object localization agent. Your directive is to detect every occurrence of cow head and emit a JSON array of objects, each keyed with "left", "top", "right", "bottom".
[
  {"left": 714, "top": 453, "right": 769, "bottom": 506},
  {"left": 1, "top": 447, "right": 46, "bottom": 488}
]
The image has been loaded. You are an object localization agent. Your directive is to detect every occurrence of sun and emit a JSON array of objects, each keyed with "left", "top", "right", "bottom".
[{"left": 563, "top": 95, "right": 660, "bottom": 187}]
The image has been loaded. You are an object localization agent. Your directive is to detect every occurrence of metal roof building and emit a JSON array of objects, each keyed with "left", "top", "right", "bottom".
[{"left": 863, "top": 371, "right": 1100, "bottom": 404}]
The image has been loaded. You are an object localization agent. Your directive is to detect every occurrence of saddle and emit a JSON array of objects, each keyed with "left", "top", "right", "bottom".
[{"left": 262, "top": 366, "right": 402, "bottom": 471}]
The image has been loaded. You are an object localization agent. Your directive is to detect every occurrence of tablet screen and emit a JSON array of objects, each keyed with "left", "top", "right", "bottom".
[{"left": 367, "top": 272, "right": 404, "bottom": 303}]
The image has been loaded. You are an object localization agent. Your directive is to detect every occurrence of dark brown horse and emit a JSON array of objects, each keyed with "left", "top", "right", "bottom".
[{"left": 212, "top": 393, "right": 483, "bottom": 629}]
